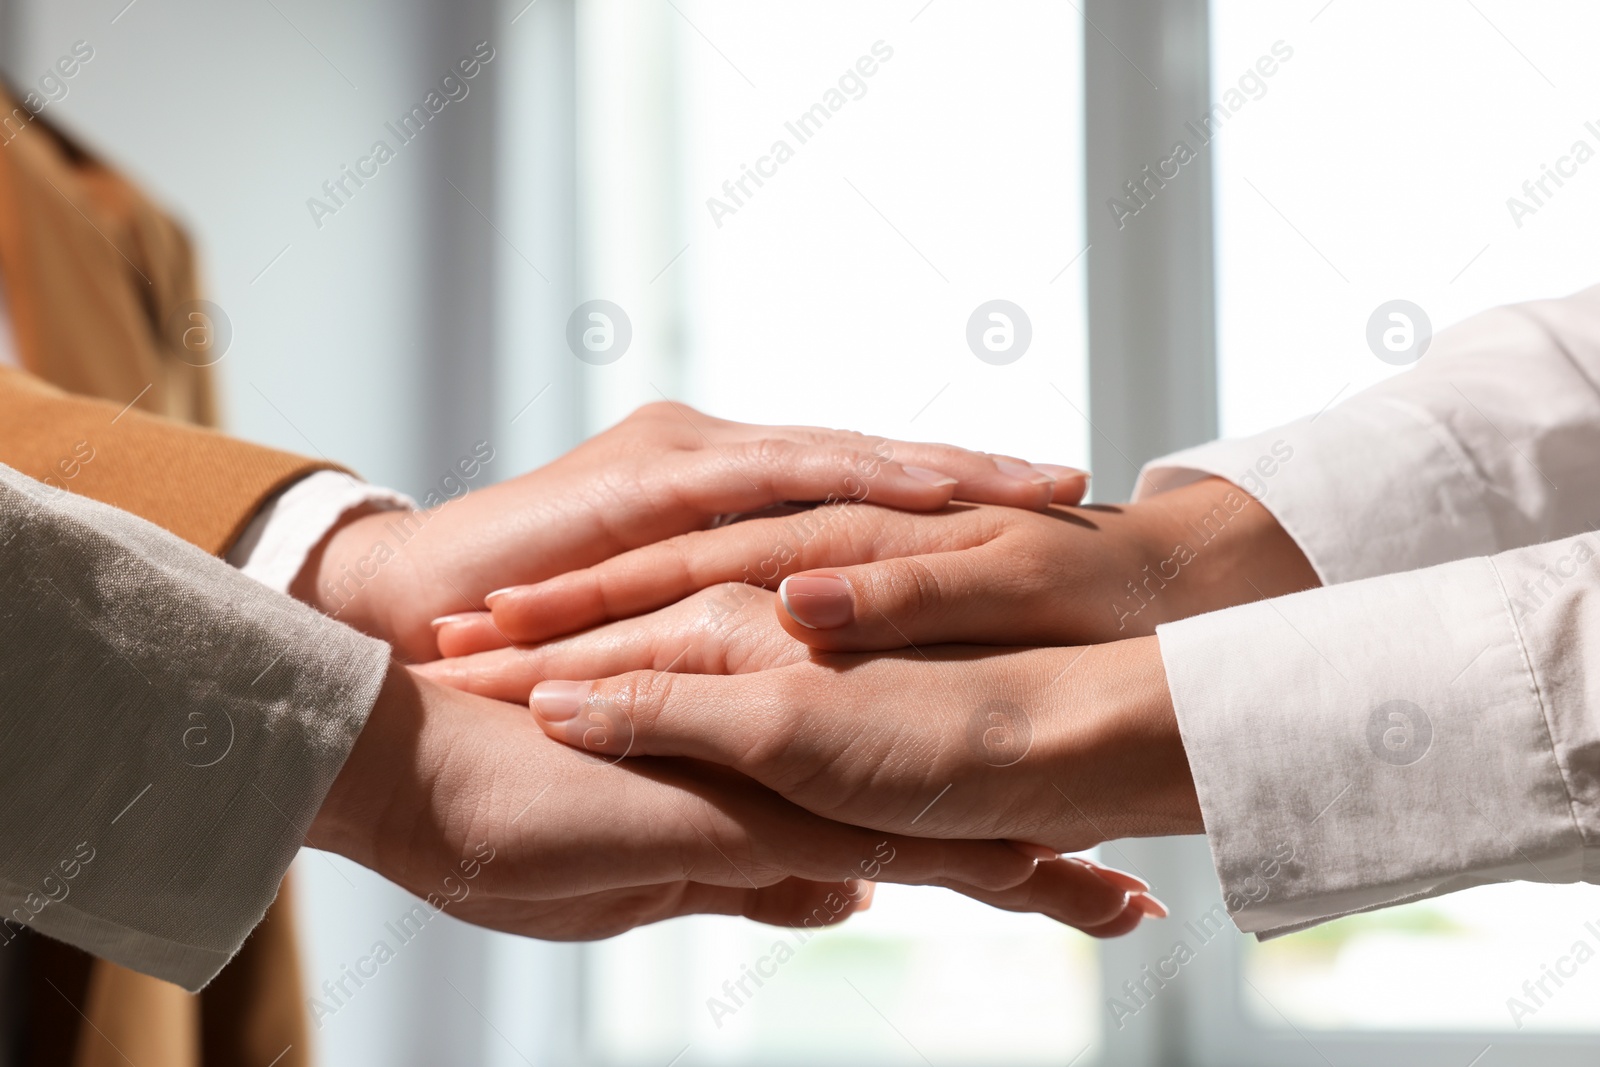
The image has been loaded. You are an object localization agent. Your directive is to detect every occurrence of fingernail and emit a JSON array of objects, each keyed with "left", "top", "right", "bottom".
[
  {"left": 778, "top": 575, "right": 854, "bottom": 629},
  {"left": 530, "top": 680, "right": 590, "bottom": 722},
  {"left": 1132, "top": 892, "right": 1169, "bottom": 919},
  {"left": 484, "top": 587, "right": 519, "bottom": 608},
  {"left": 902, "top": 465, "right": 959, "bottom": 488},
  {"left": 1031, "top": 464, "right": 1089, "bottom": 482},
  {"left": 996, "top": 459, "right": 1056, "bottom": 486},
  {"left": 430, "top": 613, "right": 475, "bottom": 631},
  {"left": 1006, "top": 840, "right": 1060, "bottom": 862},
  {"left": 1067, "top": 857, "right": 1151, "bottom": 893},
  {"left": 853, "top": 881, "right": 876, "bottom": 911}
]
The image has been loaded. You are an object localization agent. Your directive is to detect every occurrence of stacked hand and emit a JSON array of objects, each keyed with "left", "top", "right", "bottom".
[
  {"left": 419, "top": 472, "right": 1315, "bottom": 903},
  {"left": 307, "top": 403, "right": 1165, "bottom": 946}
]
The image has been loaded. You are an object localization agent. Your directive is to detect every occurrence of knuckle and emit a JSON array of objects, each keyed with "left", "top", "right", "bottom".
[
  {"left": 879, "top": 556, "right": 945, "bottom": 618},
  {"left": 737, "top": 437, "right": 800, "bottom": 472},
  {"left": 610, "top": 670, "right": 676, "bottom": 735}
]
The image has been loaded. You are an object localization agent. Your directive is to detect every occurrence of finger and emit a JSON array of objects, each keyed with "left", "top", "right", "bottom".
[
  {"left": 686, "top": 877, "right": 869, "bottom": 928},
  {"left": 524, "top": 751, "right": 1040, "bottom": 896},
  {"left": 943, "top": 857, "right": 1137, "bottom": 933},
  {"left": 773, "top": 546, "right": 1054, "bottom": 651},
  {"left": 1040, "top": 467, "right": 1091, "bottom": 506},
  {"left": 1065, "top": 856, "right": 1151, "bottom": 895},
  {"left": 651, "top": 439, "right": 964, "bottom": 518},
  {"left": 432, "top": 612, "right": 510, "bottom": 657},
  {"left": 641, "top": 758, "right": 1041, "bottom": 894},
  {"left": 738, "top": 878, "right": 871, "bottom": 928},
  {"left": 419, "top": 586, "right": 803, "bottom": 702},
  {"left": 487, "top": 878, "right": 868, "bottom": 940},
  {"left": 770, "top": 430, "right": 1082, "bottom": 512},
  {"left": 529, "top": 671, "right": 780, "bottom": 773},
  {"left": 486, "top": 504, "right": 988, "bottom": 645}
]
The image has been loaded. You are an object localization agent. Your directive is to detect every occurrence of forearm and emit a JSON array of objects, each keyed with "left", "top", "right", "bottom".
[{"left": 1036, "top": 635, "right": 1202, "bottom": 848}]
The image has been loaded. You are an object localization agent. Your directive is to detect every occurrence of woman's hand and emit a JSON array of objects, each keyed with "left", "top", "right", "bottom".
[
  {"left": 416, "top": 583, "right": 812, "bottom": 702},
  {"left": 513, "top": 637, "right": 1203, "bottom": 859},
  {"left": 301, "top": 401, "right": 1087, "bottom": 660},
  {"left": 417, "top": 591, "right": 1178, "bottom": 919},
  {"left": 440, "top": 475, "right": 1316, "bottom": 656},
  {"left": 312, "top": 663, "right": 1154, "bottom": 942}
]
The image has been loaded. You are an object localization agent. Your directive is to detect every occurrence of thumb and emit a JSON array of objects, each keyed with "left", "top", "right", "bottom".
[{"left": 774, "top": 551, "right": 1054, "bottom": 651}]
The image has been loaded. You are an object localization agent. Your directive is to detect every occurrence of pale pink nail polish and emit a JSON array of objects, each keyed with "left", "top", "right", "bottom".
[
  {"left": 430, "top": 614, "right": 475, "bottom": 630},
  {"left": 778, "top": 575, "right": 854, "bottom": 629},
  {"left": 484, "top": 587, "right": 520, "bottom": 608},
  {"left": 902, "top": 465, "right": 959, "bottom": 488},
  {"left": 996, "top": 459, "right": 1056, "bottom": 486},
  {"left": 1031, "top": 464, "right": 1089, "bottom": 482},
  {"left": 531, "top": 680, "right": 590, "bottom": 721},
  {"left": 1132, "top": 892, "right": 1170, "bottom": 919}
]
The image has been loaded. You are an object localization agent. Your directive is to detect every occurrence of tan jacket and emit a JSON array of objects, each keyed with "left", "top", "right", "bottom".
[{"left": 0, "top": 90, "right": 328, "bottom": 1067}]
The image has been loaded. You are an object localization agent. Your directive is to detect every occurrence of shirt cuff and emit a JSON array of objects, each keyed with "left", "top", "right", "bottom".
[
  {"left": 1134, "top": 403, "right": 1500, "bottom": 587},
  {"left": 1157, "top": 555, "right": 1584, "bottom": 938},
  {"left": 226, "top": 470, "right": 414, "bottom": 594}
]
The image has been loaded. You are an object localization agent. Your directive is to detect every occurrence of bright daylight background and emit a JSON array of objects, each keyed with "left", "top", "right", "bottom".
[{"left": 3, "top": 0, "right": 1599, "bottom": 1063}]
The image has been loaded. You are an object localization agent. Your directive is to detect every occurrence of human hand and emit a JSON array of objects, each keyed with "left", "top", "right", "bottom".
[
  {"left": 298, "top": 402, "right": 1088, "bottom": 660},
  {"left": 309, "top": 663, "right": 1153, "bottom": 941},
  {"left": 507, "top": 632, "right": 1202, "bottom": 862},
  {"left": 440, "top": 475, "right": 1316, "bottom": 656},
  {"left": 418, "top": 588, "right": 1187, "bottom": 913}
]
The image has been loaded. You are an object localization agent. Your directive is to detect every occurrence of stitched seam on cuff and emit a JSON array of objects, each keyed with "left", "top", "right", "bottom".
[{"left": 1486, "top": 553, "right": 1589, "bottom": 851}]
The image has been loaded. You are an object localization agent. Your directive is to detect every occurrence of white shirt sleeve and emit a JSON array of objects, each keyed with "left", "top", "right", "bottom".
[
  {"left": 1158, "top": 532, "right": 1598, "bottom": 936},
  {"left": 0, "top": 464, "right": 391, "bottom": 990},
  {"left": 1137, "top": 283, "right": 1600, "bottom": 934},
  {"left": 225, "top": 470, "right": 414, "bottom": 594},
  {"left": 1135, "top": 282, "right": 1600, "bottom": 584}
]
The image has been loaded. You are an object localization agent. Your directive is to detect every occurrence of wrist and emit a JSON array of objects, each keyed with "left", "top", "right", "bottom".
[
  {"left": 1126, "top": 476, "right": 1320, "bottom": 627},
  {"left": 293, "top": 508, "right": 420, "bottom": 652},
  {"left": 309, "top": 660, "right": 459, "bottom": 881},
  {"left": 1039, "top": 636, "right": 1201, "bottom": 848}
]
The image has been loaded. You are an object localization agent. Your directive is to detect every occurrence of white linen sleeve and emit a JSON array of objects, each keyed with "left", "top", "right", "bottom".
[
  {"left": 1134, "top": 283, "right": 1600, "bottom": 585},
  {"left": 0, "top": 464, "right": 390, "bottom": 990},
  {"left": 1159, "top": 531, "right": 1600, "bottom": 937},
  {"left": 225, "top": 469, "right": 413, "bottom": 594}
]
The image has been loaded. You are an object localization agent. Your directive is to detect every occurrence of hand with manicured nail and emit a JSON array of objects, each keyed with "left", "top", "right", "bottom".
[
  {"left": 298, "top": 400, "right": 1087, "bottom": 662},
  {"left": 433, "top": 576, "right": 1196, "bottom": 885},
  {"left": 414, "top": 586, "right": 1169, "bottom": 931},
  {"left": 442, "top": 475, "right": 1314, "bottom": 656},
  {"left": 310, "top": 661, "right": 1152, "bottom": 942},
  {"left": 515, "top": 634, "right": 1198, "bottom": 895},
  {"left": 518, "top": 633, "right": 1196, "bottom": 857}
]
